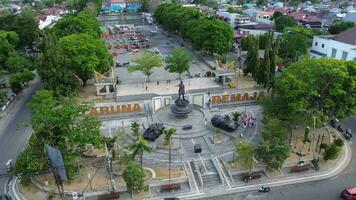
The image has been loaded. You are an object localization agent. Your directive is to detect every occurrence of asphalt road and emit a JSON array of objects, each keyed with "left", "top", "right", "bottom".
[
  {"left": 202, "top": 116, "right": 356, "bottom": 200},
  {"left": 0, "top": 79, "right": 41, "bottom": 195}
]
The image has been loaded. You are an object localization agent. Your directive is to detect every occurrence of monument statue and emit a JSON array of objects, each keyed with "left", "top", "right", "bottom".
[
  {"left": 177, "top": 80, "right": 185, "bottom": 100},
  {"left": 171, "top": 80, "right": 192, "bottom": 118}
]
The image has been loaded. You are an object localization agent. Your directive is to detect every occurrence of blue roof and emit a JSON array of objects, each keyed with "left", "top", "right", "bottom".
[{"left": 102, "top": 5, "right": 123, "bottom": 11}]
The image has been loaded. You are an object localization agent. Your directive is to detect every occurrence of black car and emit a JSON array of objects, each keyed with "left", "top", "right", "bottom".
[
  {"left": 211, "top": 114, "right": 238, "bottom": 132},
  {"left": 143, "top": 123, "right": 165, "bottom": 142}
]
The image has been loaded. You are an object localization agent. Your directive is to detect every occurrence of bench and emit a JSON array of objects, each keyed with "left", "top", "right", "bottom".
[
  {"left": 182, "top": 125, "right": 192, "bottom": 130},
  {"left": 290, "top": 164, "right": 310, "bottom": 173},
  {"left": 160, "top": 184, "right": 181, "bottom": 193},
  {"left": 97, "top": 192, "right": 120, "bottom": 200}
]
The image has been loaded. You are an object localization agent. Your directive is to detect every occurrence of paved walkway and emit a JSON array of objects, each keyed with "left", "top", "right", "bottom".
[{"left": 116, "top": 77, "right": 220, "bottom": 97}]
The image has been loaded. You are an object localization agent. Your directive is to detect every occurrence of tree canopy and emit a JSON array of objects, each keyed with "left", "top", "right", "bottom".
[
  {"left": 123, "top": 162, "right": 148, "bottom": 193},
  {"left": 0, "top": 9, "right": 38, "bottom": 48},
  {"left": 128, "top": 51, "right": 163, "bottom": 81},
  {"left": 280, "top": 27, "right": 312, "bottom": 62},
  {"left": 165, "top": 47, "right": 192, "bottom": 79},
  {"left": 51, "top": 11, "right": 100, "bottom": 38},
  {"left": 272, "top": 58, "right": 356, "bottom": 125},
  {"left": 235, "top": 141, "right": 255, "bottom": 171},
  {"left": 14, "top": 90, "right": 105, "bottom": 180},
  {"left": 328, "top": 21, "right": 355, "bottom": 35},
  {"left": 57, "top": 33, "right": 113, "bottom": 85},
  {"left": 36, "top": 33, "right": 113, "bottom": 95},
  {"left": 154, "top": 3, "right": 233, "bottom": 54},
  {"left": 0, "top": 30, "right": 18, "bottom": 69},
  {"left": 273, "top": 13, "right": 296, "bottom": 32}
]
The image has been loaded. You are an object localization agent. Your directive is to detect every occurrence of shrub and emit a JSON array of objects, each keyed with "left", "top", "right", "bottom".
[
  {"left": 319, "top": 143, "right": 328, "bottom": 149},
  {"left": 311, "top": 157, "right": 320, "bottom": 171},
  {"left": 228, "top": 82, "right": 236, "bottom": 88},
  {"left": 334, "top": 138, "right": 344, "bottom": 147},
  {"left": 323, "top": 143, "right": 340, "bottom": 161}
]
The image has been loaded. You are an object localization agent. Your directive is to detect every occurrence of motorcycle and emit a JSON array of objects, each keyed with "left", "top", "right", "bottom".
[{"left": 258, "top": 186, "right": 270, "bottom": 192}]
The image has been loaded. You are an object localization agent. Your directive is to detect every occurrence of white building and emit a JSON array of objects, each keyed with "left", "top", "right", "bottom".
[{"left": 310, "top": 27, "right": 356, "bottom": 61}]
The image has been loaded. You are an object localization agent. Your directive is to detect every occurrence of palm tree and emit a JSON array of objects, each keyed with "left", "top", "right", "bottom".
[
  {"left": 164, "top": 128, "right": 176, "bottom": 181},
  {"left": 130, "top": 121, "right": 140, "bottom": 140},
  {"left": 129, "top": 138, "right": 152, "bottom": 170}
]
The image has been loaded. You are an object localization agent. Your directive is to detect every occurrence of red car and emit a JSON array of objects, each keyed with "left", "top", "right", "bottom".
[{"left": 342, "top": 187, "right": 356, "bottom": 200}]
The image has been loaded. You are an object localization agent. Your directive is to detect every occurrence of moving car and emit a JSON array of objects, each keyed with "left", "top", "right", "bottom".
[
  {"left": 211, "top": 115, "right": 238, "bottom": 132},
  {"left": 342, "top": 187, "right": 356, "bottom": 200}
]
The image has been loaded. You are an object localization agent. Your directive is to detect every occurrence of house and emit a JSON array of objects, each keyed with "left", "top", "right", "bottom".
[
  {"left": 216, "top": 11, "right": 250, "bottom": 27},
  {"left": 310, "top": 27, "right": 356, "bottom": 61},
  {"left": 287, "top": 12, "right": 322, "bottom": 28},
  {"left": 236, "top": 23, "right": 276, "bottom": 37},
  {"left": 243, "top": 8, "right": 274, "bottom": 23}
]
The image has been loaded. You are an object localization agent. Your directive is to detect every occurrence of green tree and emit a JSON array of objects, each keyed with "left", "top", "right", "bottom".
[
  {"left": 130, "top": 121, "right": 141, "bottom": 140},
  {"left": 15, "top": 90, "right": 104, "bottom": 180},
  {"left": 9, "top": 71, "right": 35, "bottom": 94},
  {"left": 262, "top": 117, "right": 288, "bottom": 141},
  {"left": 5, "top": 52, "right": 32, "bottom": 73},
  {"left": 274, "top": 15, "right": 296, "bottom": 32},
  {"left": 129, "top": 138, "right": 152, "bottom": 170},
  {"left": 280, "top": 27, "right": 312, "bottom": 62},
  {"left": 256, "top": 0, "right": 268, "bottom": 7},
  {"left": 256, "top": 140, "right": 290, "bottom": 170},
  {"left": 328, "top": 21, "right": 355, "bottom": 34},
  {"left": 51, "top": 12, "right": 100, "bottom": 38},
  {"left": 243, "top": 36, "right": 259, "bottom": 80},
  {"left": 57, "top": 33, "right": 113, "bottom": 85},
  {"left": 0, "top": 30, "right": 18, "bottom": 69},
  {"left": 123, "top": 162, "right": 148, "bottom": 193},
  {"left": 165, "top": 48, "right": 192, "bottom": 79},
  {"left": 323, "top": 143, "right": 340, "bottom": 161},
  {"left": 235, "top": 141, "right": 255, "bottom": 172},
  {"left": 227, "top": 7, "right": 243, "bottom": 14},
  {"left": 164, "top": 128, "right": 176, "bottom": 181},
  {"left": 257, "top": 36, "right": 270, "bottom": 86},
  {"left": 129, "top": 51, "right": 163, "bottom": 81},
  {"left": 273, "top": 58, "right": 356, "bottom": 125},
  {"left": 0, "top": 9, "right": 38, "bottom": 48}
]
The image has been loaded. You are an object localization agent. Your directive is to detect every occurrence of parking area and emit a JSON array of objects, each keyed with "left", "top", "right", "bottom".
[{"left": 99, "top": 21, "right": 213, "bottom": 85}]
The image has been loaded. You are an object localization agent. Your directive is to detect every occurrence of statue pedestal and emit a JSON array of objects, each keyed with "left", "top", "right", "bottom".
[{"left": 171, "top": 99, "right": 192, "bottom": 118}]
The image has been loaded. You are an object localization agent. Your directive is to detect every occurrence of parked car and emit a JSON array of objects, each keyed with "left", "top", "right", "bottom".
[
  {"left": 342, "top": 187, "right": 356, "bottom": 200},
  {"left": 211, "top": 114, "right": 238, "bottom": 132},
  {"left": 0, "top": 195, "right": 11, "bottom": 200},
  {"left": 345, "top": 128, "right": 352, "bottom": 140}
]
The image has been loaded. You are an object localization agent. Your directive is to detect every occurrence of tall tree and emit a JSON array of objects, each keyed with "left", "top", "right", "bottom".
[
  {"left": 274, "top": 14, "right": 296, "bottom": 32},
  {"left": 243, "top": 36, "right": 259, "bottom": 80},
  {"left": 235, "top": 141, "right": 255, "bottom": 172},
  {"left": 0, "top": 30, "right": 18, "bottom": 69},
  {"left": 128, "top": 51, "right": 163, "bottom": 81},
  {"left": 164, "top": 128, "right": 176, "bottom": 181},
  {"left": 274, "top": 58, "right": 356, "bottom": 125},
  {"left": 129, "top": 138, "right": 152, "bottom": 170},
  {"left": 51, "top": 12, "right": 100, "bottom": 38},
  {"left": 130, "top": 121, "right": 141, "bottom": 140},
  {"left": 280, "top": 27, "right": 312, "bottom": 62},
  {"left": 14, "top": 90, "right": 105, "bottom": 180},
  {"left": 256, "top": 140, "right": 290, "bottom": 171},
  {"left": 5, "top": 52, "right": 32, "bottom": 73},
  {"left": 57, "top": 33, "right": 113, "bottom": 86},
  {"left": 123, "top": 162, "right": 148, "bottom": 193},
  {"left": 262, "top": 117, "right": 288, "bottom": 142},
  {"left": 328, "top": 21, "right": 355, "bottom": 34},
  {"left": 165, "top": 48, "right": 192, "bottom": 79}
]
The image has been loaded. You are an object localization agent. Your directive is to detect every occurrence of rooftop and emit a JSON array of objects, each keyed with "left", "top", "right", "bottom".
[{"left": 332, "top": 26, "right": 356, "bottom": 45}]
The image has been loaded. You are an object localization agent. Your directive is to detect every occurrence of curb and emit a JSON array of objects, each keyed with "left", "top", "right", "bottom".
[{"left": 178, "top": 129, "right": 352, "bottom": 200}]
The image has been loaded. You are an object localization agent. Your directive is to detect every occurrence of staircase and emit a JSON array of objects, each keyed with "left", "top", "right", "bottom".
[{"left": 200, "top": 159, "right": 221, "bottom": 187}]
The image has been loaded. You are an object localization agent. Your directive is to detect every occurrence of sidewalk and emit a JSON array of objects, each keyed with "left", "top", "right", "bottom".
[{"left": 116, "top": 77, "right": 220, "bottom": 97}]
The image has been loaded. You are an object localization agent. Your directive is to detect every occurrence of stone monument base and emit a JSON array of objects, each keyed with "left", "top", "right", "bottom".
[{"left": 171, "top": 99, "right": 192, "bottom": 118}]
